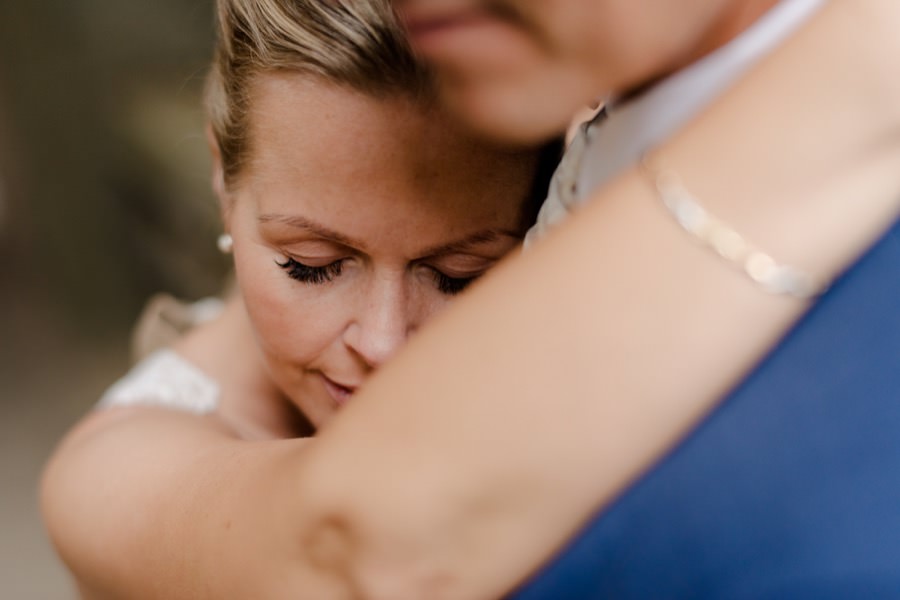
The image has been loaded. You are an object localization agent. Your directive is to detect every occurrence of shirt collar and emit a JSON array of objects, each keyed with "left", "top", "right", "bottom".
[{"left": 577, "top": 0, "right": 826, "bottom": 200}]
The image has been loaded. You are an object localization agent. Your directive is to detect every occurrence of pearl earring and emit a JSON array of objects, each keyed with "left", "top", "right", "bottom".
[{"left": 217, "top": 233, "right": 234, "bottom": 254}]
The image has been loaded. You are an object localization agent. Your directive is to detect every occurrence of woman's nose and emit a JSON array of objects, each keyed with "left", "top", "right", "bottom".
[{"left": 343, "top": 277, "right": 415, "bottom": 369}]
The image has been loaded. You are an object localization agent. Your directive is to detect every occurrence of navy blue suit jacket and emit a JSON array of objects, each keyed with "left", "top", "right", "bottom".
[{"left": 511, "top": 217, "right": 900, "bottom": 599}]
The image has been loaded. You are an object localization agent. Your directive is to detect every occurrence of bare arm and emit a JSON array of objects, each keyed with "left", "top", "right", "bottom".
[
  {"left": 289, "top": 1, "right": 900, "bottom": 597},
  {"left": 42, "top": 409, "right": 304, "bottom": 598},
  {"left": 41, "top": 296, "right": 312, "bottom": 598},
  {"left": 41, "top": 1, "right": 900, "bottom": 598}
]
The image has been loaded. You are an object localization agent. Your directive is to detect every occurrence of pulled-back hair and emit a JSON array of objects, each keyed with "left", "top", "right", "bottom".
[{"left": 207, "top": 0, "right": 430, "bottom": 186}]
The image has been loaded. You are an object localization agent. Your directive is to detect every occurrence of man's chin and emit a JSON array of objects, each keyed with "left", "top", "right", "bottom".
[
  {"left": 440, "top": 80, "right": 575, "bottom": 147},
  {"left": 436, "top": 67, "right": 596, "bottom": 147}
]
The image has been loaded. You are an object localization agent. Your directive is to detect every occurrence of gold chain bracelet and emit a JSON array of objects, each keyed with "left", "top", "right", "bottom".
[{"left": 639, "top": 154, "right": 829, "bottom": 299}]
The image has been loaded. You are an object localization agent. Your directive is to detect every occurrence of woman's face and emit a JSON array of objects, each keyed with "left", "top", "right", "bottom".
[{"left": 223, "top": 73, "right": 536, "bottom": 428}]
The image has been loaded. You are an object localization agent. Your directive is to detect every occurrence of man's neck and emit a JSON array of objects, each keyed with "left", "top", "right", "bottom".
[
  {"left": 681, "top": 0, "right": 783, "bottom": 68},
  {"left": 621, "top": 0, "right": 782, "bottom": 101}
]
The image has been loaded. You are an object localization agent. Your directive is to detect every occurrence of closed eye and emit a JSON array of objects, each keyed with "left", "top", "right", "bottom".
[
  {"left": 430, "top": 268, "right": 478, "bottom": 295},
  {"left": 276, "top": 257, "right": 344, "bottom": 284}
]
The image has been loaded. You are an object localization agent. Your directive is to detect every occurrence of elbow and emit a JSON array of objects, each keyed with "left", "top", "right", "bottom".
[
  {"left": 295, "top": 457, "right": 468, "bottom": 600},
  {"left": 300, "top": 513, "right": 460, "bottom": 600}
]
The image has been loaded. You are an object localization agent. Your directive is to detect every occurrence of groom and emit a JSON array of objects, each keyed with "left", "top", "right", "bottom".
[
  {"left": 397, "top": 0, "right": 900, "bottom": 597},
  {"left": 399, "top": 0, "right": 820, "bottom": 233}
]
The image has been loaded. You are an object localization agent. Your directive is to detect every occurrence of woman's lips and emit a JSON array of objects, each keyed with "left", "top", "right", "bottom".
[{"left": 321, "top": 375, "right": 357, "bottom": 407}]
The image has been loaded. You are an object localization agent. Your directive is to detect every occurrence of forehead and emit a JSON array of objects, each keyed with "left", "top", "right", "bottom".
[{"left": 239, "top": 73, "right": 535, "bottom": 240}]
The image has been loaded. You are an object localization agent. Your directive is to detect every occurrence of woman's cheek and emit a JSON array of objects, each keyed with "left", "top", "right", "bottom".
[
  {"left": 241, "top": 264, "right": 346, "bottom": 370},
  {"left": 247, "top": 286, "right": 294, "bottom": 360},
  {"left": 234, "top": 252, "right": 299, "bottom": 358}
]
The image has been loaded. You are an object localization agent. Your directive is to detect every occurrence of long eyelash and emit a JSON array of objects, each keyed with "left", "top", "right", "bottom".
[
  {"left": 276, "top": 257, "right": 343, "bottom": 284},
  {"left": 433, "top": 271, "right": 476, "bottom": 295}
]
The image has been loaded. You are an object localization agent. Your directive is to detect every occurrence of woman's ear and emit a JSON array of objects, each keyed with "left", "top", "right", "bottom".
[{"left": 206, "top": 123, "right": 230, "bottom": 222}]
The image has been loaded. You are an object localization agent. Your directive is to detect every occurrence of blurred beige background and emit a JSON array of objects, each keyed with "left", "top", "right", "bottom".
[{"left": 0, "top": 1, "right": 230, "bottom": 596}]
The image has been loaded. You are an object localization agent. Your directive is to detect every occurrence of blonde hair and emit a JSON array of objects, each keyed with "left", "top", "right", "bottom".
[{"left": 207, "top": 0, "right": 430, "bottom": 186}]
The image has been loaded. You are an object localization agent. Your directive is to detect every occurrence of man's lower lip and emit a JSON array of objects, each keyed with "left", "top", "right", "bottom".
[{"left": 406, "top": 15, "right": 467, "bottom": 35}]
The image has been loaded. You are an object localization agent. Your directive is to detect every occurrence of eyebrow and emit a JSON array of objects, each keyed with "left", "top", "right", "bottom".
[
  {"left": 418, "top": 229, "right": 522, "bottom": 258},
  {"left": 258, "top": 213, "right": 521, "bottom": 257},
  {"left": 258, "top": 213, "right": 361, "bottom": 248}
]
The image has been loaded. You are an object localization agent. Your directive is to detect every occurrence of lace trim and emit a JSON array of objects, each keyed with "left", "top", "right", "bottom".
[{"left": 97, "top": 350, "right": 220, "bottom": 414}]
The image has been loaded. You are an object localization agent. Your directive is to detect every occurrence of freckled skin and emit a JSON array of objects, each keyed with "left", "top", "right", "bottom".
[{"left": 224, "top": 73, "right": 537, "bottom": 428}]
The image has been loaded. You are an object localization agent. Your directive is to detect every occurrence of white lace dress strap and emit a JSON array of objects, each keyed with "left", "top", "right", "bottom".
[{"left": 97, "top": 349, "right": 220, "bottom": 414}]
